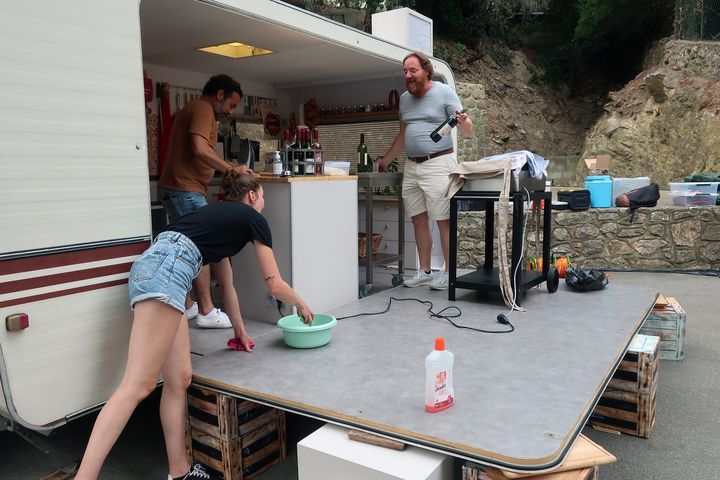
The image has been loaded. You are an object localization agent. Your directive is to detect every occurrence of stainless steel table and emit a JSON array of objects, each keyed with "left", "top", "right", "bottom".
[{"left": 357, "top": 172, "right": 405, "bottom": 297}]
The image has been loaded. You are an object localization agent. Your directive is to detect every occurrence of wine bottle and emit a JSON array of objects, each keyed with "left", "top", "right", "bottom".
[
  {"left": 429, "top": 108, "right": 467, "bottom": 143},
  {"left": 282, "top": 129, "right": 292, "bottom": 174},
  {"left": 357, "top": 133, "right": 372, "bottom": 173},
  {"left": 311, "top": 129, "right": 324, "bottom": 174},
  {"left": 292, "top": 127, "right": 302, "bottom": 175}
]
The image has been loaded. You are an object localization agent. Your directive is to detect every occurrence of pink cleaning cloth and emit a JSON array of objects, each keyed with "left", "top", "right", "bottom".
[{"left": 227, "top": 338, "right": 255, "bottom": 351}]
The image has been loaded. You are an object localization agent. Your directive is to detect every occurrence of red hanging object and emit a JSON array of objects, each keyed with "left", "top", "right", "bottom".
[
  {"left": 143, "top": 70, "right": 153, "bottom": 103},
  {"left": 158, "top": 82, "right": 173, "bottom": 176},
  {"left": 388, "top": 89, "right": 399, "bottom": 110}
]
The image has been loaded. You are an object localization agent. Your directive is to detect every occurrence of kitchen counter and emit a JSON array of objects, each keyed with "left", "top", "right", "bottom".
[
  {"left": 222, "top": 175, "right": 358, "bottom": 323},
  {"left": 257, "top": 174, "right": 357, "bottom": 183}
]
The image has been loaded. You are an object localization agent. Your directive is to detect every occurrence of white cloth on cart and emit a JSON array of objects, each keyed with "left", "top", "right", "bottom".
[
  {"left": 445, "top": 158, "right": 510, "bottom": 198},
  {"left": 480, "top": 150, "right": 549, "bottom": 178}
]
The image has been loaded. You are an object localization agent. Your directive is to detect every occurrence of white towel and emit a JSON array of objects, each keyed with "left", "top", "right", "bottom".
[{"left": 445, "top": 158, "right": 510, "bottom": 198}]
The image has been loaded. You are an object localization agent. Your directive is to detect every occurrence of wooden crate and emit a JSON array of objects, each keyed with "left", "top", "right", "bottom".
[
  {"left": 462, "top": 463, "right": 599, "bottom": 480},
  {"left": 186, "top": 385, "right": 287, "bottom": 480},
  {"left": 589, "top": 334, "right": 660, "bottom": 438},
  {"left": 640, "top": 296, "right": 686, "bottom": 360},
  {"left": 461, "top": 434, "right": 613, "bottom": 480},
  {"left": 358, "top": 232, "right": 382, "bottom": 258}
]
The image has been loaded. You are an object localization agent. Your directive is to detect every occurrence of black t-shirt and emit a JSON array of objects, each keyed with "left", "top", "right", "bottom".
[{"left": 166, "top": 202, "right": 272, "bottom": 264}]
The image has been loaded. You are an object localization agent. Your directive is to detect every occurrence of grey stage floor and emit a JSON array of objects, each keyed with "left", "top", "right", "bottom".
[{"left": 2, "top": 268, "right": 719, "bottom": 479}]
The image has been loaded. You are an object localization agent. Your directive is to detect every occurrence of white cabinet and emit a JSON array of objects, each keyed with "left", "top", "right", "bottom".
[{"left": 228, "top": 177, "right": 358, "bottom": 323}]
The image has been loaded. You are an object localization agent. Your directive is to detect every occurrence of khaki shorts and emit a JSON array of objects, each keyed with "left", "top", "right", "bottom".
[{"left": 402, "top": 153, "right": 457, "bottom": 220}]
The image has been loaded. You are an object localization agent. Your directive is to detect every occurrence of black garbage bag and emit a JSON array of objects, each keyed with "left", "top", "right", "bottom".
[{"left": 564, "top": 265, "right": 608, "bottom": 291}]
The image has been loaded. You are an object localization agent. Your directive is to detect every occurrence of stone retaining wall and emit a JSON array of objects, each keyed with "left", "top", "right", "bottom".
[{"left": 456, "top": 206, "right": 720, "bottom": 270}]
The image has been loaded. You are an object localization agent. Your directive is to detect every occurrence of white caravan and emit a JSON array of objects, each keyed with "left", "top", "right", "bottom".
[{"left": 0, "top": 0, "right": 457, "bottom": 433}]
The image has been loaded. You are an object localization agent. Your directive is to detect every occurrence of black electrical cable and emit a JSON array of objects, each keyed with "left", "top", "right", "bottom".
[
  {"left": 336, "top": 296, "right": 514, "bottom": 334},
  {"left": 601, "top": 268, "right": 720, "bottom": 277}
]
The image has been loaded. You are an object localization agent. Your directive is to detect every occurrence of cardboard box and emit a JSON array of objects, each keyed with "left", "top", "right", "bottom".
[{"left": 583, "top": 154, "right": 611, "bottom": 175}]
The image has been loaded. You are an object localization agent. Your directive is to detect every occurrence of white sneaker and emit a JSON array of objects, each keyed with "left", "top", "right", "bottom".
[
  {"left": 196, "top": 308, "right": 232, "bottom": 328},
  {"left": 403, "top": 270, "right": 434, "bottom": 288},
  {"left": 185, "top": 302, "right": 198, "bottom": 319},
  {"left": 430, "top": 272, "right": 449, "bottom": 290}
]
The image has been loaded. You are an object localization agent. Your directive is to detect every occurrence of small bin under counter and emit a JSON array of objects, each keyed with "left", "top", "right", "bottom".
[{"left": 222, "top": 174, "right": 358, "bottom": 323}]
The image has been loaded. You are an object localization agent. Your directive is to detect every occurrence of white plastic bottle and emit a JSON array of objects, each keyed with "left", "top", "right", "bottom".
[{"left": 425, "top": 337, "right": 454, "bottom": 413}]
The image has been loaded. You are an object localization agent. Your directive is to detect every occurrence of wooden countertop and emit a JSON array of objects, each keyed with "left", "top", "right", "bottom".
[{"left": 257, "top": 174, "right": 357, "bottom": 183}]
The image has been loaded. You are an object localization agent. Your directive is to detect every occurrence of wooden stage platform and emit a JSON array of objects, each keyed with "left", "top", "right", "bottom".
[{"left": 189, "top": 282, "right": 658, "bottom": 473}]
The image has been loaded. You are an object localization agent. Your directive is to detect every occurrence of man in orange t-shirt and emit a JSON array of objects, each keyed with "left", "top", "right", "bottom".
[{"left": 159, "top": 74, "right": 248, "bottom": 328}]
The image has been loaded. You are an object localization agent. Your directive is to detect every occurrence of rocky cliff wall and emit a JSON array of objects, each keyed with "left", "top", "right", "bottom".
[{"left": 578, "top": 40, "right": 720, "bottom": 186}]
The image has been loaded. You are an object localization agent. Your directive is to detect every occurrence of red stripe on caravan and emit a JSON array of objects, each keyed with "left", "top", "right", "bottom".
[
  {"left": 0, "top": 243, "right": 149, "bottom": 275},
  {"left": 0, "top": 278, "right": 129, "bottom": 309},
  {"left": 0, "top": 262, "right": 134, "bottom": 295}
]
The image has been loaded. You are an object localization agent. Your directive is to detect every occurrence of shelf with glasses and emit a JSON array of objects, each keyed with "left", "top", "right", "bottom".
[
  {"left": 316, "top": 110, "right": 399, "bottom": 125},
  {"left": 229, "top": 114, "right": 264, "bottom": 124}
]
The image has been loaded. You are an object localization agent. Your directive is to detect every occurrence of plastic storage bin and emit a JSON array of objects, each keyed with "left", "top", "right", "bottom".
[
  {"left": 669, "top": 182, "right": 719, "bottom": 206},
  {"left": 584, "top": 175, "right": 612, "bottom": 208},
  {"left": 612, "top": 177, "right": 651, "bottom": 206}
]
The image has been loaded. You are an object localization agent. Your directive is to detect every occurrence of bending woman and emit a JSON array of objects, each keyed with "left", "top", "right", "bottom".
[{"left": 75, "top": 171, "right": 313, "bottom": 480}]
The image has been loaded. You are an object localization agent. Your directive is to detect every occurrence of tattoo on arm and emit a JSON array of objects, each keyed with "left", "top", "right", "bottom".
[{"left": 264, "top": 275, "right": 276, "bottom": 283}]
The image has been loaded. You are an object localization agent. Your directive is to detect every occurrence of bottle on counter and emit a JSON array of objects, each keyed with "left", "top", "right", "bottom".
[
  {"left": 282, "top": 129, "right": 293, "bottom": 175},
  {"left": 311, "top": 129, "right": 324, "bottom": 175},
  {"left": 271, "top": 151, "right": 282, "bottom": 176},
  {"left": 303, "top": 128, "right": 315, "bottom": 175},
  {"left": 425, "top": 337, "right": 454, "bottom": 413},
  {"left": 357, "top": 133, "right": 372, "bottom": 173},
  {"left": 291, "top": 127, "right": 302, "bottom": 175},
  {"left": 429, "top": 108, "right": 467, "bottom": 143}
]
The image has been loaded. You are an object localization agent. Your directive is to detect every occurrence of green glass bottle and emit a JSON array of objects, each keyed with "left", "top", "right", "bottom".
[{"left": 357, "top": 133, "right": 372, "bottom": 172}]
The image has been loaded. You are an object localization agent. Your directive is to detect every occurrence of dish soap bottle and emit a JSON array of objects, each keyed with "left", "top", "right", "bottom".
[
  {"left": 429, "top": 108, "right": 467, "bottom": 143},
  {"left": 425, "top": 337, "right": 454, "bottom": 412}
]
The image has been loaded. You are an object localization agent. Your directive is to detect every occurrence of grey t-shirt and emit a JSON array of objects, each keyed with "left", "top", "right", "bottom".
[{"left": 399, "top": 82, "right": 463, "bottom": 157}]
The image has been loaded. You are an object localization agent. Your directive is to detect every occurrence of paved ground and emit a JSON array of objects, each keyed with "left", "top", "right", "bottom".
[{"left": 2, "top": 269, "right": 719, "bottom": 479}]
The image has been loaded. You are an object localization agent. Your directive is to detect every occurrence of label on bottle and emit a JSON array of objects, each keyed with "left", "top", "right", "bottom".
[
  {"left": 314, "top": 151, "right": 324, "bottom": 174},
  {"left": 434, "top": 370, "right": 449, "bottom": 404},
  {"left": 273, "top": 161, "right": 282, "bottom": 175},
  {"left": 437, "top": 123, "right": 453, "bottom": 137}
]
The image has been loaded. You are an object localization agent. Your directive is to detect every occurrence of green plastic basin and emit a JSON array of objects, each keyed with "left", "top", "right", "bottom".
[{"left": 277, "top": 313, "right": 337, "bottom": 349}]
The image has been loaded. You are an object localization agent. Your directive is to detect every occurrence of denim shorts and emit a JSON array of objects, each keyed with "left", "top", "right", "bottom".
[
  {"left": 128, "top": 232, "right": 203, "bottom": 313},
  {"left": 159, "top": 188, "right": 208, "bottom": 223}
]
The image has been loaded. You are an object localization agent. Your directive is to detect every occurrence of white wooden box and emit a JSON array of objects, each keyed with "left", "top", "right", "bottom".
[
  {"left": 371, "top": 8, "right": 433, "bottom": 56},
  {"left": 298, "top": 423, "right": 452, "bottom": 480}
]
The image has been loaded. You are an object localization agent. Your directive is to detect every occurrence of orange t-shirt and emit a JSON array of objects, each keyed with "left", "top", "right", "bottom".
[{"left": 159, "top": 100, "right": 218, "bottom": 193}]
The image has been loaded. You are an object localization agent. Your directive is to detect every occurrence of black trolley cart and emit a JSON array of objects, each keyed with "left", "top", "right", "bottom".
[{"left": 448, "top": 188, "right": 558, "bottom": 302}]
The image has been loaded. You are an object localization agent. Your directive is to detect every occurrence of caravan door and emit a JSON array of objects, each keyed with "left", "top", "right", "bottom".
[{"left": 0, "top": 0, "right": 151, "bottom": 430}]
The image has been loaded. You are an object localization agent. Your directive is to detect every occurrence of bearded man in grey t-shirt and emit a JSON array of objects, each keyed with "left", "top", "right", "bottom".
[{"left": 379, "top": 51, "right": 472, "bottom": 290}]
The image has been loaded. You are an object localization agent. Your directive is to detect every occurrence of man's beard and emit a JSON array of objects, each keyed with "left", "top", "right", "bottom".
[
  {"left": 406, "top": 76, "right": 428, "bottom": 96},
  {"left": 213, "top": 102, "right": 226, "bottom": 120}
]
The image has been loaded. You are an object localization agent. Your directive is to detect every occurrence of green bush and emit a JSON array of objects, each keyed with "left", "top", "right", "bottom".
[{"left": 519, "top": 0, "right": 673, "bottom": 91}]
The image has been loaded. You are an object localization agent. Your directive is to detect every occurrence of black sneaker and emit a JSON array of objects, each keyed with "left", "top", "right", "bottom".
[{"left": 171, "top": 464, "right": 217, "bottom": 480}]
